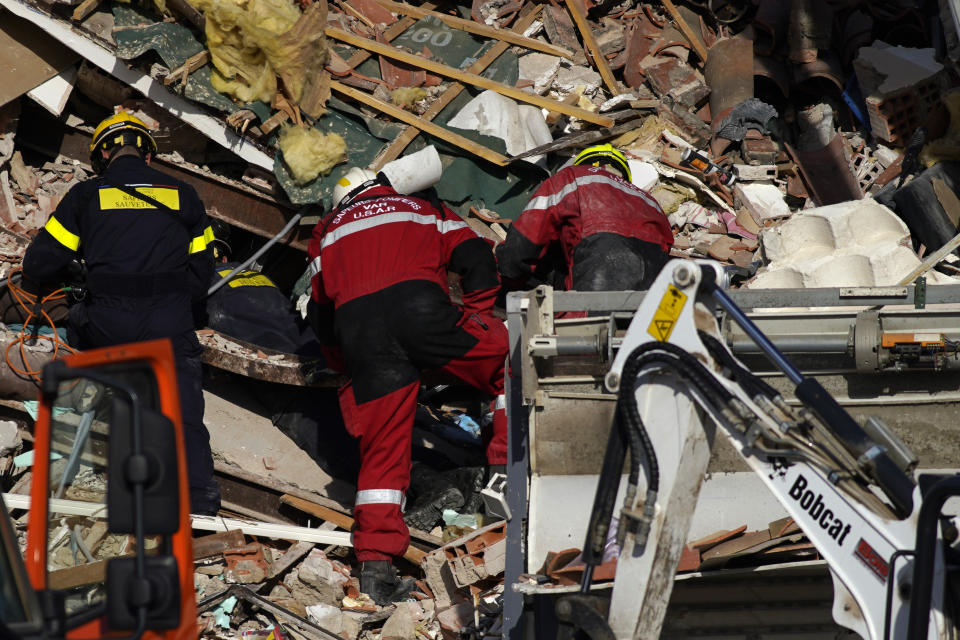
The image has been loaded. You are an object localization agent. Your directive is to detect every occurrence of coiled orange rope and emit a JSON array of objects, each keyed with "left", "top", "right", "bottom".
[{"left": 4, "top": 267, "right": 77, "bottom": 382}]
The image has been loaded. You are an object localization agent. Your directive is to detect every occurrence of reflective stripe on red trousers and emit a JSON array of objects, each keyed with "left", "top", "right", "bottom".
[{"left": 339, "top": 312, "right": 508, "bottom": 561}]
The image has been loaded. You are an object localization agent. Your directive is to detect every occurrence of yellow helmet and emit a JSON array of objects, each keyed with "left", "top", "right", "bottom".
[
  {"left": 89, "top": 112, "right": 158, "bottom": 174},
  {"left": 574, "top": 143, "right": 631, "bottom": 182}
]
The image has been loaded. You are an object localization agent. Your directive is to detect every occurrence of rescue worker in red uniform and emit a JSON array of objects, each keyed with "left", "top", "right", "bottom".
[
  {"left": 307, "top": 167, "right": 507, "bottom": 605},
  {"left": 21, "top": 112, "right": 220, "bottom": 515},
  {"left": 496, "top": 144, "right": 673, "bottom": 292}
]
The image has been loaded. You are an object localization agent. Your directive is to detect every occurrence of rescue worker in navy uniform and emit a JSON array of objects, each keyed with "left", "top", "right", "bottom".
[
  {"left": 307, "top": 167, "right": 508, "bottom": 605},
  {"left": 21, "top": 113, "right": 220, "bottom": 515},
  {"left": 202, "top": 221, "right": 321, "bottom": 356},
  {"left": 496, "top": 144, "right": 674, "bottom": 292}
]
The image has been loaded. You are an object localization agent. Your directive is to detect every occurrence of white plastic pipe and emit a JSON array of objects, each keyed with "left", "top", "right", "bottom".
[{"left": 379, "top": 145, "right": 443, "bottom": 195}]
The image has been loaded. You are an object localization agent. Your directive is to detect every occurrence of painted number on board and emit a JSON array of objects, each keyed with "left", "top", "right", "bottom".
[{"left": 409, "top": 28, "right": 453, "bottom": 47}]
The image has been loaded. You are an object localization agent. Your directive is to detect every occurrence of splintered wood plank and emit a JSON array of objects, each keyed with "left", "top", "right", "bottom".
[
  {"left": 372, "top": 0, "right": 574, "bottom": 59},
  {"left": 661, "top": 0, "right": 708, "bottom": 61},
  {"left": 163, "top": 50, "right": 210, "bottom": 87},
  {"left": 372, "top": 5, "right": 543, "bottom": 168},
  {"left": 327, "top": 26, "right": 615, "bottom": 127},
  {"left": 330, "top": 80, "right": 510, "bottom": 166},
  {"left": 563, "top": 0, "right": 620, "bottom": 96},
  {"left": 267, "top": 540, "right": 316, "bottom": 578}
]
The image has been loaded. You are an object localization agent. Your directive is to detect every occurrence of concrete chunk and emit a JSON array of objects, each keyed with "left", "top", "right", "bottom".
[
  {"left": 734, "top": 183, "right": 791, "bottom": 223},
  {"left": 518, "top": 53, "right": 562, "bottom": 95},
  {"left": 854, "top": 42, "right": 942, "bottom": 97},
  {"left": 554, "top": 66, "right": 602, "bottom": 94},
  {"left": 306, "top": 603, "right": 342, "bottom": 634}
]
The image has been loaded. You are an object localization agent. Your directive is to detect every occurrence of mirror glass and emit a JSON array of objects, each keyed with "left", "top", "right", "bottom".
[{"left": 44, "top": 364, "right": 161, "bottom": 619}]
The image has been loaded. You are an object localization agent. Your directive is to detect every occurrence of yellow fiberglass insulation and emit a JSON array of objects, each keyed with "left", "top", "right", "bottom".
[
  {"left": 193, "top": 0, "right": 327, "bottom": 107},
  {"left": 391, "top": 87, "right": 428, "bottom": 108},
  {"left": 278, "top": 125, "right": 346, "bottom": 186}
]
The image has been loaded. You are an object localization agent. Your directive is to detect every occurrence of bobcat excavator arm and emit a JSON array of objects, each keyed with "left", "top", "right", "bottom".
[{"left": 562, "top": 260, "right": 956, "bottom": 640}]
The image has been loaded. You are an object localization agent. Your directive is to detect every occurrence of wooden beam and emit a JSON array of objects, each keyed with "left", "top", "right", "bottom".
[
  {"left": 49, "top": 557, "right": 124, "bottom": 590},
  {"left": 564, "top": 0, "right": 620, "bottom": 96},
  {"left": 372, "top": 5, "right": 543, "bottom": 168},
  {"left": 192, "top": 529, "right": 247, "bottom": 560},
  {"left": 330, "top": 80, "right": 511, "bottom": 166},
  {"left": 166, "top": 0, "right": 205, "bottom": 31},
  {"left": 372, "top": 0, "right": 574, "bottom": 59},
  {"left": 661, "top": 0, "right": 709, "bottom": 61},
  {"left": 335, "top": 0, "right": 376, "bottom": 29},
  {"left": 281, "top": 494, "right": 428, "bottom": 564},
  {"left": 267, "top": 541, "right": 316, "bottom": 579},
  {"left": 326, "top": 27, "right": 615, "bottom": 127}
]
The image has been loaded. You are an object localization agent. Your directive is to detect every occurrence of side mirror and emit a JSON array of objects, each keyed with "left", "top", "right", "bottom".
[
  {"left": 106, "top": 556, "right": 181, "bottom": 631},
  {"left": 107, "top": 398, "right": 180, "bottom": 534}
]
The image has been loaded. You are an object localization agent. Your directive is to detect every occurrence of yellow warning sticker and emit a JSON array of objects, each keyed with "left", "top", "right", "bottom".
[{"left": 647, "top": 284, "right": 687, "bottom": 342}]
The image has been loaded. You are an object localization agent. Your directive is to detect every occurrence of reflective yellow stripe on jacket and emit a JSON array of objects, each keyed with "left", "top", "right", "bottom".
[
  {"left": 189, "top": 225, "right": 214, "bottom": 254},
  {"left": 44, "top": 216, "right": 80, "bottom": 251}
]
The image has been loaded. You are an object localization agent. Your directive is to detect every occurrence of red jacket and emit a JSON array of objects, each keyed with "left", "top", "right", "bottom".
[
  {"left": 307, "top": 185, "right": 500, "bottom": 363},
  {"left": 496, "top": 165, "right": 673, "bottom": 288}
]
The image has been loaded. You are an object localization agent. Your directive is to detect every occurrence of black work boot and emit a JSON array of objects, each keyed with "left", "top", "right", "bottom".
[{"left": 359, "top": 560, "right": 417, "bottom": 606}]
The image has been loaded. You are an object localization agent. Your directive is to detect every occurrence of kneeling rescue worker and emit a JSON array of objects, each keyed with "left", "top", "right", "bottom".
[
  {"left": 497, "top": 143, "right": 674, "bottom": 292},
  {"left": 307, "top": 167, "right": 508, "bottom": 605},
  {"left": 22, "top": 112, "right": 220, "bottom": 515}
]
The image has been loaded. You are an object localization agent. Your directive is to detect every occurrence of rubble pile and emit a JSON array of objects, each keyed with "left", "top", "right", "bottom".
[
  {"left": 1, "top": 0, "right": 958, "bottom": 291},
  {"left": 1, "top": 0, "right": 960, "bottom": 636}
]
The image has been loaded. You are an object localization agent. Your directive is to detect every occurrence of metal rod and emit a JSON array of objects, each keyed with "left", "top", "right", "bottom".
[
  {"left": 728, "top": 336, "right": 850, "bottom": 354},
  {"left": 711, "top": 286, "right": 805, "bottom": 385}
]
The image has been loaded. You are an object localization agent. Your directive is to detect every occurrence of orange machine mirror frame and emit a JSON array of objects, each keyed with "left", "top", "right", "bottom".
[{"left": 24, "top": 339, "right": 197, "bottom": 639}]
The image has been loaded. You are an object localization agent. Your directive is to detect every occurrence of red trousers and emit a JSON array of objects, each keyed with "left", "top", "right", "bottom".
[{"left": 334, "top": 282, "right": 508, "bottom": 561}]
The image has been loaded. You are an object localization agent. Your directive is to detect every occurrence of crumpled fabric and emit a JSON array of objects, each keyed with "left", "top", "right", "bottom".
[{"left": 715, "top": 98, "right": 778, "bottom": 142}]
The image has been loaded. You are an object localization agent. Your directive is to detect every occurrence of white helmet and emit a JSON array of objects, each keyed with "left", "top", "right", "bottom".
[{"left": 333, "top": 166, "right": 378, "bottom": 208}]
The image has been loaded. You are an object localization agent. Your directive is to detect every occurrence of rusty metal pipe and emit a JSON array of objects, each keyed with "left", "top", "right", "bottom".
[{"left": 705, "top": 37, "right": 754, "bottom": 125}]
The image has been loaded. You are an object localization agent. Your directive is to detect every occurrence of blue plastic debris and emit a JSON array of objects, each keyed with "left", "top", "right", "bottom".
[
  {"left": 213, "top": 595, "right": 238, "bottom": 628},
  {"left": 12, "top": 450, "right": 61, "bottom": 468},
  {"left": 452, "top": 412, "right": 481, "bottom": 436}
]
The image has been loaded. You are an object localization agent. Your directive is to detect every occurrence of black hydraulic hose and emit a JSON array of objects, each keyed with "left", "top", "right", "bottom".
[
  {"left": 579, "top": 339, "right": 743, "bottom": 593},
  {"left": 580, "top": 414, "right": 627, "bottom": 593},
  {"left": 618, "top": 351, "right": 661, "bottom": 496},
  {"left": 907, "top": 475, "right": 960, "bottom": 640},
  {"left": 699, "top": 330, "right": 779, "bottom": 400}
]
